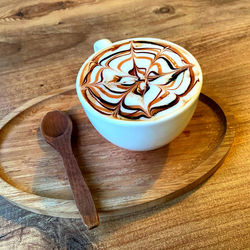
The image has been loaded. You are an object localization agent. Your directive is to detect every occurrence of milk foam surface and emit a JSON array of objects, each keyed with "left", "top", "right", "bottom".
[{"left": 80, "top": 39, "right": 201, "bottom": 120}]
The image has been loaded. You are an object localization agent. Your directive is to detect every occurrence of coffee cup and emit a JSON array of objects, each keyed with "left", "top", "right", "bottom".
[{"left": 76, "top": 38, "right": 202, "bottom": 151}]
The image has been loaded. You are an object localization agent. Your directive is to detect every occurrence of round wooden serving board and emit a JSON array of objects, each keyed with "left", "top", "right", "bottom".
[{"left": 0, "top": 85, "right": 235, "bottom": 218}]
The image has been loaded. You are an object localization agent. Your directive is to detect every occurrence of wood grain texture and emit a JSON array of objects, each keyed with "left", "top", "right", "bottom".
[
  {"left": 0, "top": 0, "right": 249, "bottom": 249},
  {"left": 0, "top": 87, "right": 235, "bottom": 220}
]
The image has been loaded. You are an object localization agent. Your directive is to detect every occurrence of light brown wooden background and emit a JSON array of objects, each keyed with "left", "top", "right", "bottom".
[{"left": 0, "top": 0, "right": 249, "bottom": 249}]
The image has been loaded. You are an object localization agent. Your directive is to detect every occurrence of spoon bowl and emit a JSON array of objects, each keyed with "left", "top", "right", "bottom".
[{"left": 41, "top": 110, "right": 70, "bottom": 138}]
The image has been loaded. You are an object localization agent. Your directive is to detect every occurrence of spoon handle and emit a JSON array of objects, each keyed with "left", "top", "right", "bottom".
[{"left": 61, "top": 148, "right": 99, "bottom": 229}]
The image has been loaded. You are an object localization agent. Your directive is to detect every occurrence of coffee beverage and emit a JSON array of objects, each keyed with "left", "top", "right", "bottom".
[
  {"left": 78, "top": 39, "right": 201, "bottom": 120},
  {"left": 76, "top": 38, "right": 203, "bottom": 150}
]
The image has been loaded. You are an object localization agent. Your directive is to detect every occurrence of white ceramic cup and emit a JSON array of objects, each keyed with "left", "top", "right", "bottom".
[{"left": 76, "top": 38, "right": 203, "bottom": 151}]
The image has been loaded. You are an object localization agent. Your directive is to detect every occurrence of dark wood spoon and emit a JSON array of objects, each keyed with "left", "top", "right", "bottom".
[{"left": 40, "top": 110, "right": 99, "bottom": 229}]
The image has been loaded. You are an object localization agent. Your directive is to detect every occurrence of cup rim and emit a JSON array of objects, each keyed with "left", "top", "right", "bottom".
[{"left": 76, "top": 37, "right": 203, "bottom": 125}]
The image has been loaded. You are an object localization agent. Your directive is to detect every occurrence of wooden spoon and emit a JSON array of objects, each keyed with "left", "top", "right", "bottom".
[{"left": 40, "top": 110, "right": 99, "bottom": 229}]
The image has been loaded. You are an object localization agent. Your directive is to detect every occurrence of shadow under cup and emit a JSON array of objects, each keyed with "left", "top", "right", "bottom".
[{"left": 76, "top": 38, "right": 203, "bottom": 151}]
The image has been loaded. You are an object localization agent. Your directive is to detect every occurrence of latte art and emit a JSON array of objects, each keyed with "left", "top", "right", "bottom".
[{"left": 79, "top": 39, "right": 201, "bottom": 120}]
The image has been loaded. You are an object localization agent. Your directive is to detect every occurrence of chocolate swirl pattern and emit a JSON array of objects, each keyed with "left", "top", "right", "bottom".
[{"left": 80, "top": 40, "right": 201, "bottom": 120}]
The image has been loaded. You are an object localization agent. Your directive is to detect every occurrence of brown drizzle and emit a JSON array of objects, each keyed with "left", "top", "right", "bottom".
[{"left": 80, "top": 40, "right": 200, "bottom": 120}]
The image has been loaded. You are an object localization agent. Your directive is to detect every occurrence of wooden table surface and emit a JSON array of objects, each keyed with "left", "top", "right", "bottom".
[{"left": 0, "top": 0, "right": 249, "bottom": 249}]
